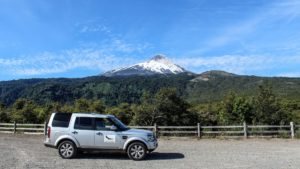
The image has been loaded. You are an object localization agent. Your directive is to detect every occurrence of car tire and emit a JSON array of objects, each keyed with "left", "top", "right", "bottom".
[
  {"left": 58, "top": 140, "right": 77, "bottom": 159},
  {"left": 127, "top": 142, "right": 147, "bottom": 161}
]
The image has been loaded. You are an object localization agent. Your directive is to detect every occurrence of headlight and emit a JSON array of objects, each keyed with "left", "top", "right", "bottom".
[{"left": 147, "top": 134, "right": 156, "bottom": 142}]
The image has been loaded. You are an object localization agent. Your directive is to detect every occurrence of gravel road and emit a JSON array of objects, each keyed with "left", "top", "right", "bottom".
[{"left": 1, "top": 133, "right": 300, "bottom": 169}]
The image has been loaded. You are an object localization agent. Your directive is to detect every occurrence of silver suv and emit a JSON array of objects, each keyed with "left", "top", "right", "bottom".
[{"left": 44, "top": 113, "right": 158, "bottom": 160}]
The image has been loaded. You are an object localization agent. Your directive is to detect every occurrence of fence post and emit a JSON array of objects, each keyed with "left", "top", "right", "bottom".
[
  {"left": 243, "top": 121, "right": 248, "bottom": 138},
  {"left": 290, "top": 122, "right": 295, "bottom": 139},
  {"left": 13, "top": 121, "right": 17, "bottom": 134},
  {"left": 197, "top": 123, "right": 201, "bottom": 138},
  {"left": 154, "top": 123, "right": 158, "bottom": 138}
]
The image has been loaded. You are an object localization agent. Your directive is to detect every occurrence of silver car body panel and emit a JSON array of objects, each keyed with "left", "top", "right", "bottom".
[
  {"left": 54, "top": 135, "right": 80, "bottom": 147},
  {"left": 44, "top": 113, "right": 158, "bottom": 151},
  {"left": 123, "top": 137, "right": 149, "bottom": 150}
]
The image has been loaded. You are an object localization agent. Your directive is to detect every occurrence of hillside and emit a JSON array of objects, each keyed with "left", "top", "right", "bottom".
[
  {"left": 1, "top": 72, "right": 300, "bottom": 106},
  {"left": 187, "top": 73, "right": 300, "bottom": 103},
  {"left": 0, "top": 74, "right": 192, "bottom": 106}
]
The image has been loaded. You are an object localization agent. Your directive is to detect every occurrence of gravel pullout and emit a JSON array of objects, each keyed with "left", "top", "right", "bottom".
[{"left": 0, "top": 134, "right": 300, "bottom": 169}]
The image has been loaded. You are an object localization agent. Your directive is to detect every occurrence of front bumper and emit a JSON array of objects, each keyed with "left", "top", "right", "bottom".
[{"left": 147, "top": 140, "right": 158, "bottom": 150}]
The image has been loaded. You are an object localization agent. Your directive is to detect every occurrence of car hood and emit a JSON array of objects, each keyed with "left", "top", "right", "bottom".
[{"left": 122, "top": 128, "right": 153, "bottom": 136}]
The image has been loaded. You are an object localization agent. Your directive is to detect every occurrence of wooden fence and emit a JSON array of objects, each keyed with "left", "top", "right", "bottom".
[
  {"left": 0, "top": 122, "right": 45, "bottom": 134},
  {"left": 0, "top": 122, "right": 299, "bottom": 138}
]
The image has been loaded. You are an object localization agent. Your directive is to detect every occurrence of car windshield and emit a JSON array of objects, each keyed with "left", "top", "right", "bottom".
[{"left": 110, "top": 117, "right": 129, "bottom": 130}]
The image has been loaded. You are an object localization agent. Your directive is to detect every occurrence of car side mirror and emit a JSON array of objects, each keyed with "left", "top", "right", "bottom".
[{"left": 110, "top": 125, "right": 117, "bottom": 131}]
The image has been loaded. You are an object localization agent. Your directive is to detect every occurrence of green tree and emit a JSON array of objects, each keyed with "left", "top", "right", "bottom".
[
  {"left": 35, "top": 102, "right": 63, "bottom": 123},
  {"left": 0, "top": 102, "right": 9, "bottom": 122},
  {"left": 60, "top": 104, "right": 75, "bottom": 113},
  {"left": 50, "top": 102, "right": 63, "bottom": 112},
  {"left": 190, "top": 102, "right": 219, "bottom": 125},
  {"left": 116, "top": 103, "right": 133, "bottom": 124},
  {"left": 131, "top": 88, "right": 199, "bottom": 126},
  {"left": 34, "top": 107, "right": 47, "bottom": 123},
  {"left": 131, "top": 91, "right": 163, "bottom": 125},
  {"left": 74, "top": 98, "right": 91, "bottom": 112},
  {"left": 11, "top": 99, "right": 38, "bottom": 123},
  {"left": 90, "top": 100, "right": 106, "bottom": 114},
  {"left": 219, "top": 92, "right": 254, "bottom": 124},
  {"left": 131, "top": 103, "right": 160, "bottom": 125},
  {"left": 253, "top": 82, "right": 291, "bottom": 124},
  {"left": 281, "top": 100, "right": 300, "bottom": 124},
  {"left": 154, "top": 88, "right": 198, "bottom": 125},
  {"left": 105, "top": 103, "right": 133, "bottom": 124}
]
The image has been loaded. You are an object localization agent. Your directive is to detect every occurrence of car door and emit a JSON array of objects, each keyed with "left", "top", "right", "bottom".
[
  {"left": 71, "top": 117, "right": 95, "bottom": 148},
  {"left": 94, "top": 117, "right": 121, "bottom": 149}
]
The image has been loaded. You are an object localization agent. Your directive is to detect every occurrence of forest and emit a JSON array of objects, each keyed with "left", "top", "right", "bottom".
[
  {"left": 1, "top": 75, "right": 300, "bottom": 126},
  {"left": 1, "top": 72, "right": 300, "bottom": 125}
]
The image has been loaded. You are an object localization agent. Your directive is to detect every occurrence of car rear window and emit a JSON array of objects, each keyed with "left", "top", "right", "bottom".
[
  {"left": 74, "top": 117, "right": 93, "bottom": 130},
  {"left": 52, "top": 113, "right": 72, "bottom": 128}
]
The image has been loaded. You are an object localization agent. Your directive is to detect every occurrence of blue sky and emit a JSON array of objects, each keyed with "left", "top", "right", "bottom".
[{"left": 1, "top": 0, "right": 300, "bottom": 80}]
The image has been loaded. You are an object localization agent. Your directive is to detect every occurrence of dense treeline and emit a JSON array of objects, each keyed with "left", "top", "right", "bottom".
[
  {"left": 1, "top": 82, "right": 299, "bottom": 125},
  {"left": 2, "top": 73, "right": 300, "bottom": 107},
  {"left": 0, "top": 74, "right": 192, "bottom": 106},
  {"left": 191, "top": 83, "right": 300, "bottom": 125}
]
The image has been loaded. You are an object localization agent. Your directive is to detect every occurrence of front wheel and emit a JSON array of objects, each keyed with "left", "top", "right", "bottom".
[
  {"left": 127, "top": 142, "right": 147, "bottom": 161},
  {"left": 58, "top": 141, "right": 77, "bottom": 159}
]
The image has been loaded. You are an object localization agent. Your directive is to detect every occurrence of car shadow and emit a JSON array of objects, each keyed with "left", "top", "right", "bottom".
[
  {"left": 147, "top": 152, "right": 185, "bottom": 160},
  {"left": 75, "top": 152, "right": 184, "bottom": 161}
]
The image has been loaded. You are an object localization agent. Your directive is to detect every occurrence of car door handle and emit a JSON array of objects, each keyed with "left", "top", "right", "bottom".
[
  {"left": 72, "top": 131, "right": 78, "bottom": 134},
  {"left": 96, "top": 132, "right": 103, "bottom": 136}
]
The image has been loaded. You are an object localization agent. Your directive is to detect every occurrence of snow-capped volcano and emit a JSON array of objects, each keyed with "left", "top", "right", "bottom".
[{"left": 102, "top": 55, "right": 188, "bottom": 77}]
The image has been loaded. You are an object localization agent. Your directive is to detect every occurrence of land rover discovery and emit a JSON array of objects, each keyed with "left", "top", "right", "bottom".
[{"left": 44, "top": 113, "right": 158, "bottom": 160}]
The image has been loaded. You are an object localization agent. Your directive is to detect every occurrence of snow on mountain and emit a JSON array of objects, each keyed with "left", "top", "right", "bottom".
[{"left": 102, "top": 55, "right": 188, "bottom": 77}]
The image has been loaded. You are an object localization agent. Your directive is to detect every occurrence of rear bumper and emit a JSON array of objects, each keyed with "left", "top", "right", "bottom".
[
  {"left": 44, "top": 142, "right": 56, "bottom": 148},
  {"left": 44, "top": 138, "right": 56, "bottom": 148}
]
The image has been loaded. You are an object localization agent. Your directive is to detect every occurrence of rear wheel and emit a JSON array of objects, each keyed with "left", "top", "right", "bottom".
[
  {"left": 127, "top": 142, "right": 147, "bottom": 161},
  {"left": 58, "top": 141, "right": 77, "bottom": 159}
]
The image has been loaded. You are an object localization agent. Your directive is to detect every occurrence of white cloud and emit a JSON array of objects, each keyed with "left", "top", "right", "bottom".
[
  {"left": 80, "top": 25, "right": 111, "bottom": 33},
  {"left": 0, "top": 39, "right": 148, "bottom": 76},
  {"left": 110, "top": 39, "right": 150, "bottom": 53},
  {"left": 173, "top": 55, "right": 300, "bottom": 75},
  {"left": 277, "top": 72, "right": 300, "bottom": 77},
  {"left": 196, "top": 0, "right": 300, "bottom": 53},
  {"left": 0, "top": 58, "right": 24, "bottom": 66},
  {"left": 0, "top": 20, "right": 151, "bottom": 77},
  {"left": 8, "top": 48, "right": 141, "bottom": 76},
  {"left": 75, "top": 18, "right": 112, "bottom": 34}
]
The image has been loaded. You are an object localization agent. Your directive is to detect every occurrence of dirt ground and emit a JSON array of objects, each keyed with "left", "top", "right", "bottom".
[{"left": 1, "top": 133, "right": 300, "bottom": 169}]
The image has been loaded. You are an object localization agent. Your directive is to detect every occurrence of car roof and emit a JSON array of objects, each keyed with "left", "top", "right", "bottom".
[{"left": 54, "top": 112, "right": 114, "bottom": 118}]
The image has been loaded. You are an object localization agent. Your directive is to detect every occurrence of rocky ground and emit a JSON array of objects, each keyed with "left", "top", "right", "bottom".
[{"left": 0, "top": 133, "right": 300, "bottom": 169}]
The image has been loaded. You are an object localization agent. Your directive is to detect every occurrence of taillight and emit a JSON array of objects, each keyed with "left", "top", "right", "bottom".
[{"left": 47, "top": 126, "right": 51, "bottom": 138}]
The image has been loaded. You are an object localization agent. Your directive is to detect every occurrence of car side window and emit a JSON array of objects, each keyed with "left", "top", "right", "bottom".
[
  {"left": 74, "top": 117, "right": 93, "bottom": 130},
  {"left": 52, "top": 113, "right": 72, "bottom": 128},
  {"left": 95, "top": 118, "right": 114, "bottom": 131}
]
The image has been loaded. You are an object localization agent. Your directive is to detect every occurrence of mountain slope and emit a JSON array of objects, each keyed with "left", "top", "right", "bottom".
[
  {"left": 103, "top": 55, "right": 188, "bottom": 77},
  {"left": 1, "top": 73, "right": 300, "bottom": 106}
]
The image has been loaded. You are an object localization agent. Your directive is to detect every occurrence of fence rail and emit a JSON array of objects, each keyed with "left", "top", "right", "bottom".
[{"left": 0, "top": 121, "right": 299, "bottom": 138}]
